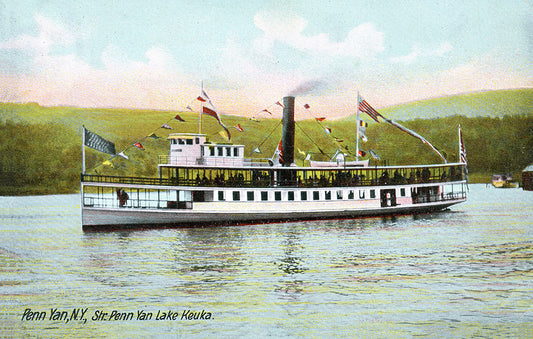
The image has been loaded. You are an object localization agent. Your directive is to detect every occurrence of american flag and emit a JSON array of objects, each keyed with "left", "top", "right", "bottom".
[
  {"left": 460, "top": 127, "right": 467, "bottom": 164},
  {"left": 358, "top": 99, "right": 381, "bottom": 122}
]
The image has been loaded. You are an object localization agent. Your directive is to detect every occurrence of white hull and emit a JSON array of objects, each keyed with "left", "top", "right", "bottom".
[{"left": 82, "top": 197, "right": 465, "bottom": 230}]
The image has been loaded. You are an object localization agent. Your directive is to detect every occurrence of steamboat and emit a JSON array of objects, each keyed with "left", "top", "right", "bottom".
[{"left": 81, "top": 93, "right": 468, "bottom": 231}]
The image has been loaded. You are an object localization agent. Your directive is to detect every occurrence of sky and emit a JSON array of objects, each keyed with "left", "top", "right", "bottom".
[{"left": 0, "top": 0, "right": 531, "bottom": 119}]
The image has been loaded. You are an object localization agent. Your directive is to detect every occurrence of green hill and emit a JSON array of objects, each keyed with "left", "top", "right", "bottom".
[
  {"left": 345, "top": 88, "right": 533, "bottom": 121},
  {"left": 1, "top": 89, "right": 532, "bottom": 195}
]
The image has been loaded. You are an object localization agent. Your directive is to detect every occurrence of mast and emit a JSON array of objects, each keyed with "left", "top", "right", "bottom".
[
  {"left": 458, "top": 124, "right": 462, "bottom": 162},
  {"left": 198, "top": 81, "right": 203, "bottom": 134},
  {"left": 356, "top": 92, "right": 360, "bottom": 161},
  {"left": 82, "top": 125, "right": 86, "bottom": 174}
]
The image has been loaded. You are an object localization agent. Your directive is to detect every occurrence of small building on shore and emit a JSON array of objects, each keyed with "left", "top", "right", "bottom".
[{"left": 523, "top": 164, "right": 533, "bottom": 191}]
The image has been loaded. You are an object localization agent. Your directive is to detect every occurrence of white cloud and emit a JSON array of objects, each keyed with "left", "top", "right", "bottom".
[
  {"left": 101, "top": 44, "right": 179, "bottom": 78},
  {"left": 253, "top": 12, "right": 384, "bottom": 59},
  {"left": 390, "top": 42, "right": 453, "bottom": 64},
  {"left": 0, "top": 14, "right": 76, "bottom": 54},
  {"left": 0, "top": 14, "right": 193, "bottom": 109}
]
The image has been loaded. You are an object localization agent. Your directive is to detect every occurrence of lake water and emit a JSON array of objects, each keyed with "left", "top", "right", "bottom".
[{"left": 0, "top": 184, "right": 531, "bottom": 338}]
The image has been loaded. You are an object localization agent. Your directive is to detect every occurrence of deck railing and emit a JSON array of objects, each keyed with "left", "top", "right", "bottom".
[{"left": 82, "top": 173, "right": 466, "bottom": 189}]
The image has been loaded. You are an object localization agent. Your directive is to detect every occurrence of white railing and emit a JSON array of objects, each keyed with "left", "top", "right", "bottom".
[{"left": 159, "top": 155, "right": 272, "bottom": 167}]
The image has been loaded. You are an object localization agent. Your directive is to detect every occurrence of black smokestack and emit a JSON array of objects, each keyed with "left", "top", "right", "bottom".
[{"left": 282, "top": 96, "right": 295, "bottom": 167}]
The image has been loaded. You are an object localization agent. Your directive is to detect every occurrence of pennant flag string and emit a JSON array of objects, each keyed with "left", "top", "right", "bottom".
[
  {"left": 358, "top": 96, "right": 447, "bottom": 163},
  {"left": 251, "top": 120, "right": 282, "bottom": 155}
]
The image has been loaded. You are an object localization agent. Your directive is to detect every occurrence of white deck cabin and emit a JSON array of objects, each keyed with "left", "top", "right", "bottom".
[{"left": 165, "top": 133, "right": 245, "bottom": 167}]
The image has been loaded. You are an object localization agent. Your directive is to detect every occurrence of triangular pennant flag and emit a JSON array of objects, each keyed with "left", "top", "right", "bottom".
[
  {"left": 235, "top": 124, "right": 244, "bottom": 132},
  {"left": 305, "top": 153, "right": 311, "bottom": 161},
  {"left": 202, "top": 106, "right": 231, "bottom": 140},
  {"left": 102, "top": 160, "right": 114, "bottom": 168},
  {"left": 276, "top": 101, "right": 283, "bottom": 108},
  {"left": 358, "top": 119, "right": 368, "bottom": 142},
  {"left": 358, "top": 150, "right": 366, "bottom": 157},
  {"left": 298, "top": 149, "right": 306, "bottom": 156},
  {"left": 249, "top": 117, "right": 260, "bottom": 122},
  {"left": 118, "top": 151, "right": 129, "bottom": 160},
  {"left": 316, "top": 117, "right": 326, "bottom": 122},
  {"left": 134, "top": 142, "right": 144, "bottom": 150},
  {"left": 202, "top": 106, "right": 221, "bottom": 122},
  {"left": 160, "top": 123, "right": 172, "bottom": 129},
  {"left": 252, "top": 147, "right": 261, "bottom": 154},
  {"left": 174, "top": 114, "right": 185, "bottom": 122},
  {"left": 262, "top": 109, "right": 272, "bottom": 115},
  {"left": 274, "top": 140, "right": 284, "bottom": 164},
  {"left": 148, "top": 133, "right": 160, "bottom": 139},
  {"left": 324, "top": 127, "right": 331, "bottom": 134},
  {"left": 218, "top": 130, "right": 230, "bottom": 141},
  {"left": 197, "top": 89, "right": 210, "bottom": 103},
  {"left": 186, "top": 105, "right": 193, "bottom": 111},
  {"left": 304, "top": 104, "right": 310, "bottom": 109},
  {"left": 369, "top": 149, "right": 380, "bottom": 160}
]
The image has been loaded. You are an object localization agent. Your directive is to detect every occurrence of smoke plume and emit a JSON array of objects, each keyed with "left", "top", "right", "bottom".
[{"left": 288, "top": 79, "right": 328, "bottom": 96}]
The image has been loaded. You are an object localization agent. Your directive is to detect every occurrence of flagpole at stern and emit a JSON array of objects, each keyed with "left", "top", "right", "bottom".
[{"left": 82, "top": 125, "right": 86, "bottom": 175}]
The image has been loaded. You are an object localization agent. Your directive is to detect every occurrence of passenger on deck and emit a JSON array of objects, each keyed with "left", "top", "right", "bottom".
[
  {"left": 422, "top": 168, "right": 431, "bottom": 182},
  {"left": 116, "top": 189, "right": 129, "bottom": 207}
]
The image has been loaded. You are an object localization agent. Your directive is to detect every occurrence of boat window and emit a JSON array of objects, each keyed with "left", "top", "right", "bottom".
[
  {"left": 348, "top": 190, "right": 354, "bottom": 199},
  {"left": 400, "top": 188, "right": 405, "bottom": 196},
  {"left": 186, "top": 139, "right": 193, "bottom": 145},
  {"left": 261, "top": 191, "right": 268, "bottom": 201},
  {"left": 301, "top": 191, "right": 307, "bottom": 201},
  {"left": 247, "top": 191, "right": 254, "bottom": 201},
  {"left": 179, "top": 190, "right": 192, "bottom": 201},
  {"left": 218, "top": 191, "right": 224, "bottom": 201},
  {"left": 275, "top": 192, "right": 282, "bottom": 201},
  {"left": 178, "top": 139, "right": 185, "bottom": 145},
  {"left": 209, "top": 146, "right": 215, "bottom": 156},
  {"left": 195, "top": 137, "right": 200, "bottom": 144},
  {"left": 233, "top": 191, "right": 240, "bottom": 201},
  {"left": 218, "top": 147, "right": 223, "bottom": 156},
  {"left": 370, "top": 190, "right": 375, "bottom": 199},
  {"left": 337, "top": 190, "right": 343, "bottom": 200},
  {"left": 359, "top": 190, "right": 365, "bottom": 199},
  {"left": 234, "top": 148, "right": 239, "bottom": 157},
  {"left": 288, "top": 191, "right": 294, "bottom": 201},
  {"left": 226, "top": 147, "right": 231, "bottom": 156},
  {"left": 193, "top": 191, "right": 205, "bottom": 202},
  {"left": 313, "top": 191, "right": 320, "bottom": 200},
  {"left": 325, "top": 191, "right": 331, "bottom": 200}
]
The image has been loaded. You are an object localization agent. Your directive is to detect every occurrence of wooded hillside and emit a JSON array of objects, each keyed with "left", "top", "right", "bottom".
[{"left": 1, "top": 89, "right": 531, "bottom": 195}]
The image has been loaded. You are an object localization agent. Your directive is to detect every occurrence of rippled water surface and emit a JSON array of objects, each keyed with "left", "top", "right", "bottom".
[{"left": 1, "top": 184, "right": 532, "bottom": 338}]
